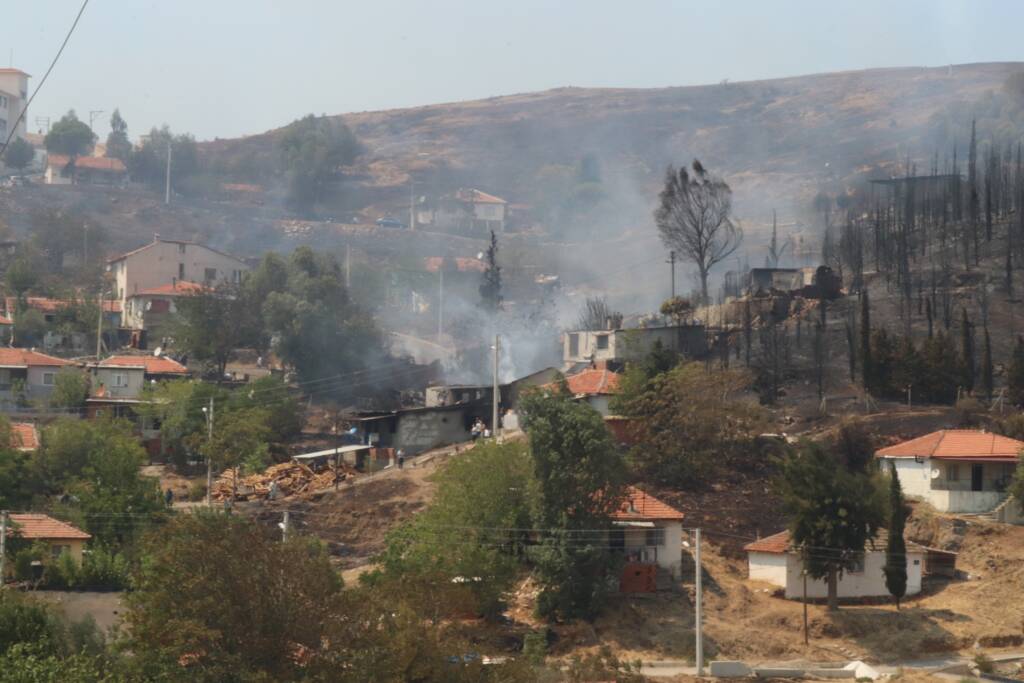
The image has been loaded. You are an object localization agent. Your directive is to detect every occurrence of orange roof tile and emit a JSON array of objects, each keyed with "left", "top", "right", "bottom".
[
  {"left": 4, "top": 296, "right": 121, "bottom": 314},
  {"left": 10, "top": 422, "right": 38, "bottom": 451},
  {"left": 454, "top": 188, "right": 506, "bottom": 204},
  {"left": 131, "top": 281, "right": 209, "bottom": 297},
  {"left": 744, "top": 529, "right": 927, "bottom": 555},
  {"left": 0, "top": 348, "right": 71, "bottom": 368},
  {"left": 610, "top": 486, "right": 684, "bottom": 521},
  {"left": 560, "top": 368, "right": 621, "bottom": 396},
  {"left": 9, "top": 514, "right": 90, "bottom": 540},
  {"left": 0, "top": 315, "right": 11, "bottom": 326},
  {"left": 47, "top": 154, "right": 126, "bottom": 173},
  {"left": 98, "top": 355, "right": 188, "bottom": 375},
  {"left": 876, "top": 430, "right": 1024, "bottom": 462}
]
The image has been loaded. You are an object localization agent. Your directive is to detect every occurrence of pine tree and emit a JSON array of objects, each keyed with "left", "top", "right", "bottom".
[
  {"left": 982, "top": 324, "right": 994, "bottom": 401},
  {"left": 478, "top": 230, "right": 502, "bottom": 312},
  {"left": 860, "top": 291, "right": 873, "bottom": 391},
  {"left": 1008, "top": 336, "right": 1024, "bottom": 407},
  {"left": 883, "top": 462, "right": 908, "bottom": 610},
  {"left": 961, "top": 307, "right": 975, "bottom": 392}
]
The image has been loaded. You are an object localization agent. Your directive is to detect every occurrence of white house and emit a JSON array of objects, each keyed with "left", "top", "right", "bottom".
[
  {"left": 563, "top": 324, "right": 707, "bottom": 367},
  {"left": 107, "top": 237, "right": 249, "bottom": 314},
  {"left": 44, "top": 154, "right": 127, "bottom": 186},
  {"left": 122, "top": 281, "right": 209, "bottom": 333},
  {"left": 744, "top": 529, "right": 927, "bottom": 600},
  {"left": 420, "top": 188, "right": 507, "bottom": 234},
  {"left": 876, "top": 430, "right": 1023, "bottom": 514},
  {"left": 611, "top": 486, "right": 685, "bottom": 581},
  {"left": 0, "top": 68, "right": 29, "bottom": 144}
]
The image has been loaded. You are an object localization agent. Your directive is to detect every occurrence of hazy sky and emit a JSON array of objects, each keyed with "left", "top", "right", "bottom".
[{"left": 3, "top": 1, "right": 1022, "bottom": 141}]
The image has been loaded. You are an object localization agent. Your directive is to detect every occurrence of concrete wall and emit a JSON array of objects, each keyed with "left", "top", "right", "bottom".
[
  {"left": 0, "top": 73, "right": 28, "bottom": 141},
  {"left": 394, "top": 408, "right": 471, "bottom": 455},
  {"left": 26, "top": 366, "right": 62, "bottom": 401},
  {"left": 885, "top": 457, "right": 1012, "bottom": 513},
  {"left": 782, "top": 550, "right": 923, "bottom": 599},
  {"left": 618, "top": 520, "right": 683, "bottom": 578},
  {"left": 90, "top": 367, "right": 145, "bottom": 399},
  {"left": 747, "top": 551, "right": 788, "bottom": 587},
  {"left": 564, "top": 326, "right": 707, "bottom": 364},
  {"left": 113, "top": 241, "right": 249, "bottom": 306}
]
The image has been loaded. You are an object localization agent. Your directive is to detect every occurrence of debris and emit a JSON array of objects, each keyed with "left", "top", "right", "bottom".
[{"left": 212, "top": 461, "right": 355, "bottom": 501}]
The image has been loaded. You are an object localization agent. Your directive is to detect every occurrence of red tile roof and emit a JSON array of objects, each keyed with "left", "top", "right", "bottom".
[
  {"left": 876, "top": 430, "right": 1024, "bottom": 462},
  {"left": 422, "top": 257, "right": 487, "bottom": 273},
  {"left": 131, "top": 281, "right": 209, "bottom": 297},
  {"left": 0, "top": 315, "right": 11, "bottom": 326},
  {"left": 98, "top": 355, "right": 188, "bottom": 375},
  {"left": 0, "top": 348, "right": 71, "bottom": 368},
  {"left": 11, "top": 422, "right": 38, "bottom": 451},
  {"left": 47, "top": 154, "right": 126, "bottom": 173},
  {"left": 744, "top": 529, "right": 927, "bottom": 555},
  {"left": 455, "top": 188, "right": 506, "bottom": 204},
  {"left": 4, "top": 296, "right": 121, "bottom": 314},
  {"left": 108, "top": 238, "right": 248, "bottom": 266},
  {"left": 610, "top": 486, "right": 684, "bottom": 521},
  {"left": 560, "top": 368, "right": 621, "bottom": 396},
  {"left": 9, "top": 514, "right": 91, "bottom": 540}
]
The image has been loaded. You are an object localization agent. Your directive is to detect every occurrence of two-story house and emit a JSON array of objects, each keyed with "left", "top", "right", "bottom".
[
  {"left": 0, "top": 68, "right": 29, "bottom": 146},
  {"left": 0, "top": 348, "right": 72, "bottom": 409},
  {"left": 107, "top": 237, "right": 249, "bottom": 316},
  {"left": 419, "top": 188, "right": 507, "bottom": 234}
]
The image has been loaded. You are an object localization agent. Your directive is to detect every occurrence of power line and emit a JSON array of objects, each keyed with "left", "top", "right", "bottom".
[{"left": 0, "top": 0, "right": 91, "bottom": 159}]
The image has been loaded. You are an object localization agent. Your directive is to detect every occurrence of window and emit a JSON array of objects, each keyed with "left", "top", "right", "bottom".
[
  {"left": 42, "top": 372, "right": 55, "bottom": 386},
  {"left": 178, "top": 263, "right": 185, "bottom": 280},
  {"left": 204, "top": 267, "right": 217, "bottom": 282},
  {"left": 50, "top": 544, "right": 70, "bottom": 559},
  {"left": 947, "top": 463, "right": 959, "bottom": 482},
  {"left": 0, "top": 95, "right": 7, "bottom": 108},
  {"left": 596, "top": 334, "right": 609, "bottom": 350},
  {"left": 848, "top": 553, "right": 865, "bottom": 573},
  {"left": 112, "top": 373, "right": 128, "bottom": 388},
  {"left": 645, "top": 527, "right": 666, "bottom": 547},
  {"left": 569, "top": 333, "right": 579, "bottom": 357},
  {"left": 178, "top": 243, "right": 186, "bottom": 254}
]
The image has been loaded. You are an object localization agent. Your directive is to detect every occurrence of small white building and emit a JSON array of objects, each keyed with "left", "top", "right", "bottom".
[
  {"left": 876, "top": 430, "right": 1023, "bottom": 514},
  {"left": 563, "top": 324, "right": 707, "bottom": 366},
  {"left": 543, "top": 364, "right": 621, "bottom": 417},
  {"left": 420, "top": 188, "right": 507, "bottom": 234},
  {"left": 107, "top": 237, "right": 249, "bottom": 315},
  {"left": 745, "top": 529, "right": 928, "bottom": 600},
  {"left": 610, "top": 486, "right": 685, "bottom": 581}
]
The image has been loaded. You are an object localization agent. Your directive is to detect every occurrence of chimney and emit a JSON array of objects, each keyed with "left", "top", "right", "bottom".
[{"left": 153, "top": 233, "right": 161, "bottom": 242}]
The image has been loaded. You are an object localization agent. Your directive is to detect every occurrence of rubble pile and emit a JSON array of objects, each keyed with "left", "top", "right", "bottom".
[{"left": 212, "top": 461, "right": 354, "bottom": 501}]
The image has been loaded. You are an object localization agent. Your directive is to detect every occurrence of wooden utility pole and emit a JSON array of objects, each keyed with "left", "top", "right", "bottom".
[
  {"left": 803, "top": 570, "right": 809, "bottom": 645},
  {"left": 204, "top": 397, "right": 214, "bottom": 506},
  {"left": 695, "top": 528, "right": 704, "bottom": 675},
  {"left": 491, "top": 335, "right": 500, "bottom": 437},
  {"left": 668, "top": 250, "right": 677, "bottom": 298}
]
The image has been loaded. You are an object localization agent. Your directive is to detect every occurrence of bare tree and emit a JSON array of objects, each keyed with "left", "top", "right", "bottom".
[
  {"left": 655, "top": 160, "right": 742, "bottom": 304},
  {"left": 575, "top": 296, "right": 622, "bottom": 331}
]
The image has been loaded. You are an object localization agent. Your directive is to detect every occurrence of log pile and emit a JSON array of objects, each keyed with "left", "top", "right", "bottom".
[{"left": 212, "top": 461, "right": 353, "bottom": 501}]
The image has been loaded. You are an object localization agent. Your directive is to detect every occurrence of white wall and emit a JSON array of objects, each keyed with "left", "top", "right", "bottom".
[
  {"left": 886, "top": 457, "right": 1011, "bottom": 513},
  {"left": 619, "top": 520, "right": 683, "bottom": 578},
  {"left": 748, "top": 552, "right": 788, "bottom": 587},
  {"left": 782, "top": 550, "right": 923, "bottom": 599},
  {"left": 886, "top": 458, "right": 931, "bottom": 501},
  {"left": 586, "top": 395, "right": 612, "bottom": 417}
]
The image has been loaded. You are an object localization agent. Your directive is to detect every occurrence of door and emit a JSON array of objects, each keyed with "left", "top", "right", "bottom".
[{"left": 971, "top": 464, "right": 984, "bottom": 492}]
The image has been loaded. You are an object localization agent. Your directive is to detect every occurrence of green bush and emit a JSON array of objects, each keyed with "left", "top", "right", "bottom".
[
  {"left": 522, "top": 630, "right": 549, "bottom": 665},
  {"left": 189, "top": 480, "right": 207, "bottom": 501},
  {"left": 77, "top": 547, "right": 130, "bottom": 591}
]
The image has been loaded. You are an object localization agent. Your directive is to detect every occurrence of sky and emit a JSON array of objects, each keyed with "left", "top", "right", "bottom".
[{"left": 3, "top": 0, "right": 1023, "bottom": 142}]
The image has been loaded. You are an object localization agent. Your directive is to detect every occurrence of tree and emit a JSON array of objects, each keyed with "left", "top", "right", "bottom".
[
  {"left": 48, "top": 369, "right": 88, "bottom": 411},
  {"left": 173, "top": 283, "right": 259, "bottom": 378},
  {"left": 654, "top": 160, "right": 742, "bottom": 303},
  {"left": 479, "top": 230, "right": 502, "bottom": 312},
  {"left": 659, "top": 296, "right": 693, "bottom": 324},
  {"left": 43, "top": 111, "right": 96, "bottom": 159},
  {"left": 576, "top": 296, "right": 622, "bottom": 331},
  {"left": 519, "top": 388, "right": 627, "bottom": 620},
  {"left": 765, "top": 209, "right": 791, "bottom": 267},
  {"left": 883, "top": 463, "right": 908, "bottom": 609},
  {"left": 3, "top": 137, "right": 35, "bottom": 171},
  {"left": 5, "top": 257, "right": 39, "bottom": 306},
  {"left": 104, "top": 109, "right": 132, "bottom": 162},
  {"left": 192, "top": 406, "right": 272, "bottom": 477},
  {"left": 129, "top": 125, "right": 198, "bottom": 191},
  {"left": 278, "top": 114, "right": 361, "bottom": 213},
  {"left": 982, "top": 323, "right": 994, "bottom": 401},
  {"left": 1009, "top": 336, "right": 1024, "bottom": 407},
  {"left": 860, "top": 291, "right": 874, "bottom": 392},
  {"left": 776, "top": 439, "right": 885, "bottom": 611},
  {"left": 961, "top": 307, "right": 975, "bottom": 392},
  {"left": 615, "top": 363, "right": 764, "bottom": 486}
]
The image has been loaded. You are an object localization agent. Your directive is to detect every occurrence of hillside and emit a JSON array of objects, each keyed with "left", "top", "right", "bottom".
[{"left": 205, "top": 62, "right": 1024, "bottom": 230}]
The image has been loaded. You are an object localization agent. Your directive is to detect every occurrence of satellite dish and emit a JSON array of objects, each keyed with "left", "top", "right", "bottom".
[
  {"left": 930, "top": 468, "right": 942, "bottom": 479},
  {"left": 153, "top": 346, "right": 163, "bottom": 357}
]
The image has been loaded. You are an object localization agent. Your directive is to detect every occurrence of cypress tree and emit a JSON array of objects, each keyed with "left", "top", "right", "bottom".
[
  {"left": 883, "top": 462, "right": 908, "bottom": 610},
  {"left": 861, "top": 291, "right": 873, "bottom": 391},
  {"left": 982, "top": 324, "right": 994, "bottom": 401},
  {"left": 961, "top": 307, "right": 975, "bottom": 392},
  {"left": 1008, "top": 336, "right": 1024, "bottom": 407}
]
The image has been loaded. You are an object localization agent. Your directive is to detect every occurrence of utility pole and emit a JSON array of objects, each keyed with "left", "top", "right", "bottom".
[
  {"left": 695, "top": 527, "right": 704, "bottom": 675},
  {"left": 0, "top": 510, "right": 7, "bottom": 584},
  {"left": 164, "top": 142, "right": 172, "bottom": 205},
  {"left": 409, "top": 180, "right": 416, "bottom": 231},
  {"left": 204, "top": 397, "right": 214, "bottom": 506},
  {"left": 96, "top": 289, "right": 104, "bottom": 358},
  {"left": 668, "top": 250, "right": 677, "bottom": 298},
  {"left": 492, "top": 334, "right": 500, "bottom": 437},
  {"left": 88, "top": 109, "right": 104, "bottom": 134},
  {"left": 281, "top": 510, "right": 290, "bottom": 542},
  {"left": 344, "top": 244, "right": 351, "bottom": 289},
  {"left": 437, "top": 268, "right": 444, "bottom": 342},
  {"left": 802, "top": 570, "right": 809, "bottom": 645},
  {"left": 35, "top": 116, "right": 50, "bottom": 134}
]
